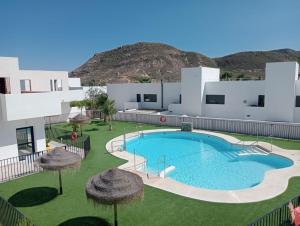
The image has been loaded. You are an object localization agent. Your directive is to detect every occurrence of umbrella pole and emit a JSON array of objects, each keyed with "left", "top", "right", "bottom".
[
  {"left": 114, "top": 203, "right": 118, "bottom": 226},
  {"left": 58, "top": 170, "right": 63, "bottom": 195}
]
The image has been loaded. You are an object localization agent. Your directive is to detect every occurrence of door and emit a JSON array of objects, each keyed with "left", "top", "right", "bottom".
[
  {"left": 16, "top": 127, "right": 35, "bottom": 160},
  {"left": 136, "top": 94, "right": 141, "bottom": 102}
]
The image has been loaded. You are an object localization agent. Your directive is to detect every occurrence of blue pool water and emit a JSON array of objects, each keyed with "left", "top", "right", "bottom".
[{"left": 126, "top": 132, "right": 293, "bottom": 190}]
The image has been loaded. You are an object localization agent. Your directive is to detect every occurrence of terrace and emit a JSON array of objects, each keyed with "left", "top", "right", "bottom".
[{"left": 0, "top": 120, "right": 300, "bottom": 225}]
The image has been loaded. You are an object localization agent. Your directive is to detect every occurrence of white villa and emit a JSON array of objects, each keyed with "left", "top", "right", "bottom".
[
  {"left": 0, "top": 57, "right": 85, "bottom": 160},
  {"left": 108, "top": 61, "right": 300, "bottom": 123}
]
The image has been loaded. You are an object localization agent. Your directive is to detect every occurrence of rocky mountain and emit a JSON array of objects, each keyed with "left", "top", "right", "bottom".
[
  {"left": 215, "top": 49, "right": 300, "bottom": 80},
  {"left": 69, "top": 42, "right": 300, "bottom": 85}
]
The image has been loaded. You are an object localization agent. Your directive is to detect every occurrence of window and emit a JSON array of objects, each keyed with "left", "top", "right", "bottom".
[
  {"left": 206, "top": 95, "right": 225, "bottom": 104},
  {"left": 296, "top": 96, "right": 300, "bottom": 107},
  {"left": 144, "top": 94, "right": 157, "bottom": 102},
  {"left": 179, "top": 94, "right": 182, "bottom": 104},
  {"left": 16, "top": 127, "right": 35, "bottom": 160},
  {"left": 51, "top": 79, "right": 63, "bottom": 91},
  {"left": 0, "top": 77, "right": 11, "bottom": 94},
  {"left": 136, "top": 94, "right": 141, "bottom": 102},
  {"left": 50, "top": 80, "right": 53, "bottom": 91},
  {"left": 258, "top": 95, "right": 265, "bottom": 107},
  {"left": 20, "top": 79, "right": 31, "bottom": 92}
]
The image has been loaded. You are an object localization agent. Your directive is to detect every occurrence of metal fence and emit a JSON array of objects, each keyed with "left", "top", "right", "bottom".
[
  {"left": 0, "top": 151, "right": 46, "bottom": 183},
  {"left": 44, "top": 110, "right": 103, "bottom": 125},
  {"left": 0, "top": 127, "right": 91, "bottom": 183},
  {"left": 248, "top": 195, "right": 300, "bottom": 226},
  {"left": 0, "top": 195, "right": 35, "bottom": 226},
  {"left": 113, "top": 112, "right": 300, "bottom": 140},
  {"left": 45, "top": 126, "right": 91, "bottom": 158}
]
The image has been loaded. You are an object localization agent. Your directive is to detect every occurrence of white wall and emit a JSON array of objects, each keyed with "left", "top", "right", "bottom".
[
  {"left": 294, "top": 80, "right": 300, "bottom": 122},
  {"left": 68, "top": 78, "right": 81, "bottom": 88},
  {"left": 107, "top": 83, "right": 180, "bottom": 110},
  {"left": 0, "top": 117, "right": 46, "bottom": 160},
  {"left": 265, "top": 62, "right": 298, "bottom": 122},
  {"left": 18, "top": 70, "right": 69, "bottom": 93},
  {"left": 203, "top": 80, "right": 265, "bottom": 119},
  {"left": 170, "top": 66, "right": 219, "bottom": 116},
  {"left": 0, "top": 90, "right": 85, "bottom": 121}
]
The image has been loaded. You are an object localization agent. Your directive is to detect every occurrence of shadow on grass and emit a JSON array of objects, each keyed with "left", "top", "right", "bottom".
[
  {"left": 58, "top": 216, "right": 111, "bottom": 226},
  {"left": 91, "top": 120, "right": 107, "bottom": 126},
  {"left": 85, "top": 128, "right": 99, "bottom": 132},
  {"left": 8, "top": 187, "right": 58, "bottom": 207}
]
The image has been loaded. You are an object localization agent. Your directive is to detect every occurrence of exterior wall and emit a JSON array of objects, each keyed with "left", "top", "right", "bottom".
[
  {"left": 0, "top": 90, "right": 85, "bottom": 121},
  {"left": 68, "top": 78, "right": 81, "bottom": 88},
  {"left": 18, "top": 70, "right": 69, "bottom": 93},
  {"left": 169, "top": 66, "right": 219, "bottom": 116},
  {"left": 107, "top": 83, "right": 180, "bottom": 110},
  {"left": 204, "top": 81, "right": 265, "bottom": 119},
  {"left": 179, "top": 67, "right": 202, "bottom": 115},
  {"left": 294, "top": 80, "right": 300, "bottom": 122},
  {"left": 0, "top": 117, "right": 46, "bottom": 160},
  {"left": 265, "top": 62, "right": 299, "bottom": 122},
  {"left": 0, "top": 56, "right": 86, "bottom": 160}
]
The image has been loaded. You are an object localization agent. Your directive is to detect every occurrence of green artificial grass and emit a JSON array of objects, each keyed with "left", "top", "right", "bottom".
[{"left": 0, "top": 120, "right": 300, "bottom": 226}]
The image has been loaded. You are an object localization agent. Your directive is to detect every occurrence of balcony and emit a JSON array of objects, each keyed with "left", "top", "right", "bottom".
[{"left": 0, "top": 89, "right": 84, "bottom": 121}]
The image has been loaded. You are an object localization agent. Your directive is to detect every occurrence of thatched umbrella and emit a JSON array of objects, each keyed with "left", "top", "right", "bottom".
[
  {"left": 35, "top": 147, "right": 81, "bottom": 195},
  {"left": 86, "top": 168, "right": 144, "bottom": 226},
  {"left": 69, "top": 114, "right": 90, "bottom": 136}
]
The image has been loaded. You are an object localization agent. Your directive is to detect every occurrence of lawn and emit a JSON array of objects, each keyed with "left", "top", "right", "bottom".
[{"left": 1, "top": 120, "right": 300, "bottom": 226}]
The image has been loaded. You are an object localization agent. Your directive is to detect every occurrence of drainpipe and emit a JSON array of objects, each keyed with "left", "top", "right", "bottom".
[{"left": 161, "top": 79, "right": 164, "bottom": 110}]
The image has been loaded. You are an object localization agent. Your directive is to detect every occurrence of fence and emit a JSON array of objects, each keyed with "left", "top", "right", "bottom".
[
  {"left": 0, "top": 195, "right": 35, "bottom": 226},
  {"left": 45, "top": 126, "right": 91, "bottom": 158},
  {"left": 44, "top": 110, "right": 103, "bottom": 125},
  {"left": 248, "top": 195, "right": 300, "bottom": 226},
  {"left": 113, "top": 112, "right": 300, "bottom": 140},
  {"left": 0, "top": 151, "right": 46, "bottom": 183},
  {"left": 0, "top": 127, "right": 91, "bottom": 183}
]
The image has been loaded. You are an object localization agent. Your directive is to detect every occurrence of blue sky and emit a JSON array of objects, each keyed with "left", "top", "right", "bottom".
[{"left": 0, "top": 0, "right": 299, "bottom": 71}]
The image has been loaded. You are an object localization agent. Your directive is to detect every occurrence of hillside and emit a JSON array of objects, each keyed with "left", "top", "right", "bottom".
[
  {"left": 69, "top": 42, "right": 300, "bottom": 84},
  {"left": 215, "top": 49, "right": 300, "bottom": 79}
]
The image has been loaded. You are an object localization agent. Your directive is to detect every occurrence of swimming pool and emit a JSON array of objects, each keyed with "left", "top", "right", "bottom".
[{"left": 126, "top": 132, "right": 293, "bottom": 190}]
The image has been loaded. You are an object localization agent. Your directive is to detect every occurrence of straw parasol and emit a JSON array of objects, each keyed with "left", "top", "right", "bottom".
[
  {"left": 85, "top": 168, "right": 144, "bottom": 226},
  {"left": 35, "top": 147, "right": 81, "bottom": 194},
  {"left": 69, "top": 114, "right": 90, "bottom": 136}
]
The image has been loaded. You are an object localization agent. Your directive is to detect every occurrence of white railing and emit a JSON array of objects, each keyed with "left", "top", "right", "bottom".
[{"left": 113, "top": 111, "right": 300, "bottom": 140}]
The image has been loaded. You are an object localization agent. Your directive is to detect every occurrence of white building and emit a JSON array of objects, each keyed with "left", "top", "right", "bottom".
[
  {"left": 108, "top": 61, "right": 300, "bottom": 123},
  {"left": 0, "top": 57, "right": 85, "bottom": 160}
]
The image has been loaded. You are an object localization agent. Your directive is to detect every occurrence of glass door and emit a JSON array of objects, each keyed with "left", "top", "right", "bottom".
[{"left": 16, "top": 127, "right": 35, "bottom": 160}]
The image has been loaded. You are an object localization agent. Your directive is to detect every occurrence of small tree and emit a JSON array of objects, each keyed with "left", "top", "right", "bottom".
[
  {"left": 220, "top": 72, "right": 232, "bottom": 81},
  {"left": 86, "top": 87, "right": 104, "bottom": 110},
  {"left": 70, "top": 99, "right": 89, "bottom": 114},
  {"left": 101, "top": 99, "right": 117, "bottom": 131}
]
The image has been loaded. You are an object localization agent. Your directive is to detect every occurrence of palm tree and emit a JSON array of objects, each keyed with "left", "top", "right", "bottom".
[
  {"left": 70, "top": 99, "right": 90, "bottom": 114},
  {"left": 101, "top": 99, "right": 117, "bottom": 131},
  {"left": 95, "top": 93, "right": 108, "bottom": 121}
]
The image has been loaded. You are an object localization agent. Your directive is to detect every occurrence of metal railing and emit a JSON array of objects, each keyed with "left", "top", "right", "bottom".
[
  {"left": 0, "top": 195, "right": 35, "bottom": 226},
  {"left": 45, "top": 126, "right": 91, "bottom": 158},
  {"left": 0, "top": 151, "right": 46, "bottom": 183},
  {"left": 0, "top": 127, "right": 91, "bottom": 183},
  {"left": 113, "top": 111, "right": 300, "bottom": 140},
  {"left": 248, "top": 195, "right": 300, "bottom": 226}
]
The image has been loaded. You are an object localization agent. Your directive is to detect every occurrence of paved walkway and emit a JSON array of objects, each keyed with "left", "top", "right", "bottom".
[{"left": 106, "top": 129, "right": 300, "bottom": 203}]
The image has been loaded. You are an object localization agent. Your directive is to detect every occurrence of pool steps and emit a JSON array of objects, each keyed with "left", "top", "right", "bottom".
[{"left": 223, "top": 146, "right": 270, "bottom": 159}]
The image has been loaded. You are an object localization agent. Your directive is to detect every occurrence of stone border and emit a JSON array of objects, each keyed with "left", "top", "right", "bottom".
[{"left": 106, "top": 129, "right": 300, "bottom": 203}]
